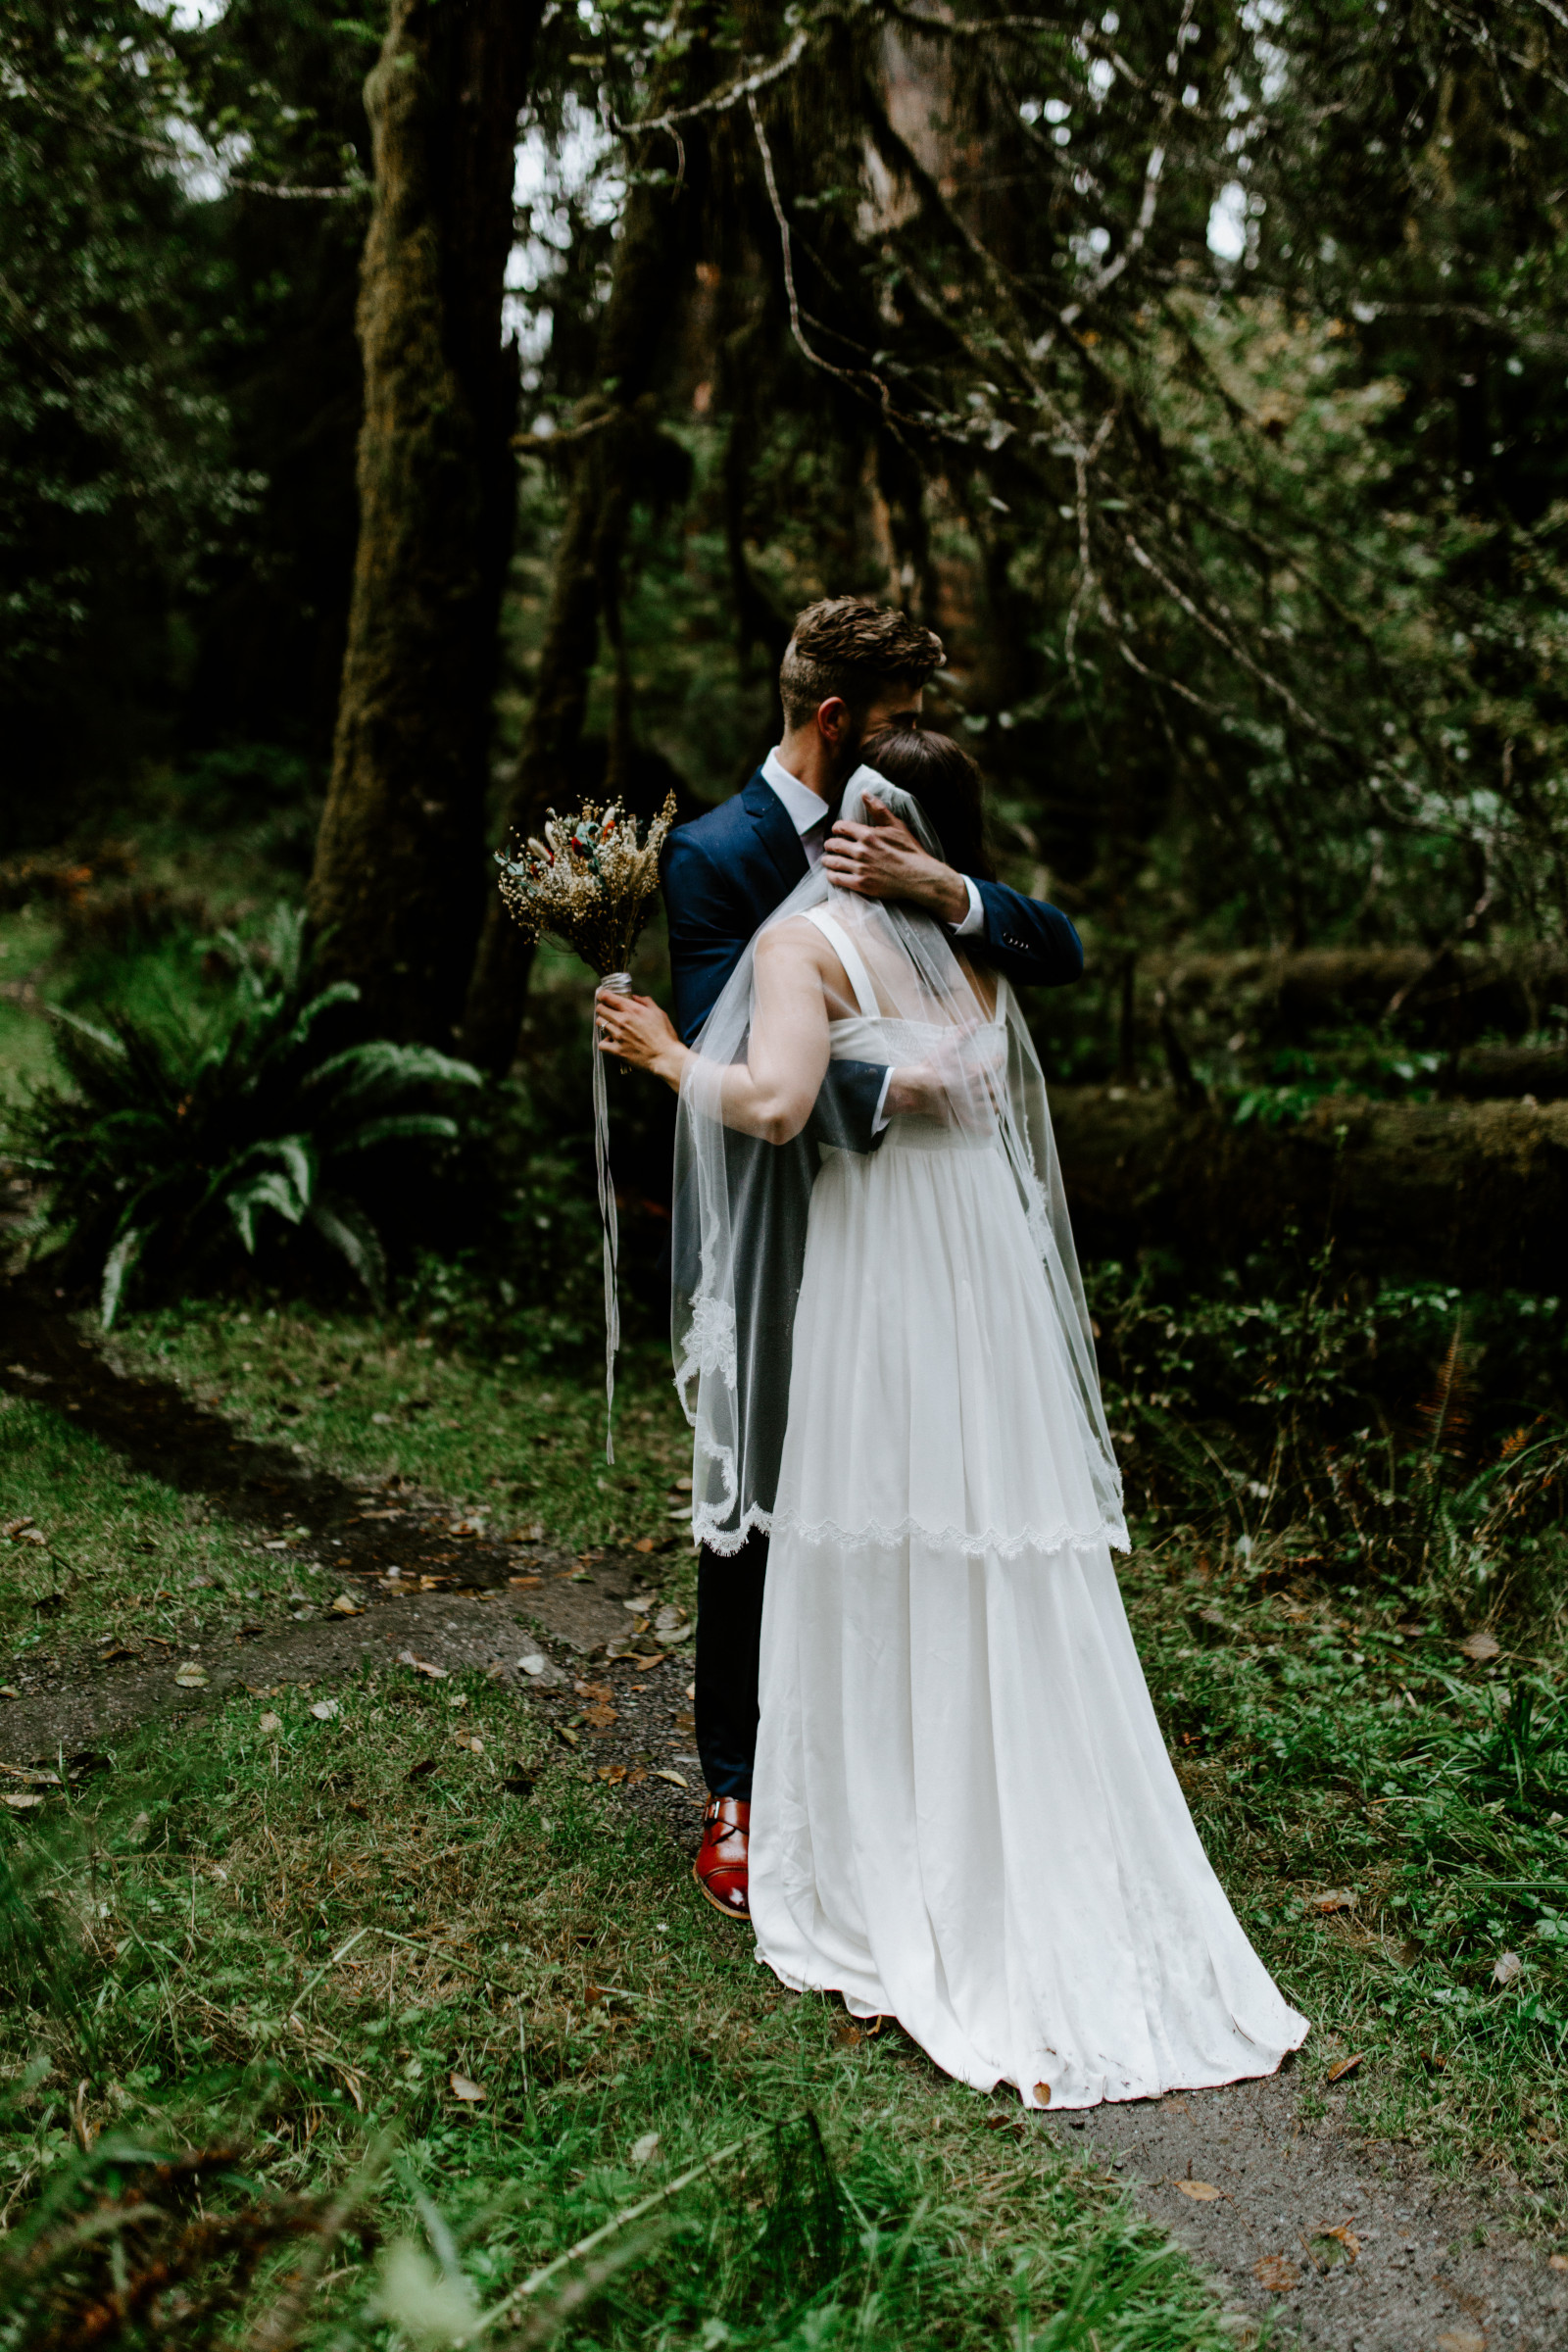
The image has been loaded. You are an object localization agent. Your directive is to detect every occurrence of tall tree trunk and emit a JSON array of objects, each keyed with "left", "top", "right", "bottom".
[
  {"left": 308, "top": 0, "right": 541, "bottom": 1045},
  {"left": 458, "top": 152, "right": 706, "bottom": 1076}
]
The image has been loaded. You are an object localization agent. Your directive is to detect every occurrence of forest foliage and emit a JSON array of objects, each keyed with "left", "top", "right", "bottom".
[{"left": 4, "top": 0, "right": 1566, "bottom": 973}]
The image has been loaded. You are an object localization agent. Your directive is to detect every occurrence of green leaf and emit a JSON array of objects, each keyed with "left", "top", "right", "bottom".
[
  {"left": 302, "top": 1043, "right": 483, "bottom": 1104},
  {"left": 252, "top": 1134, "right": 318, "bottom": 1209},
  {"left": 335, "top": 1114, "right": 460, "bottom": 1153},
  {"left": 226, "top": 1170, "right": 308, "bottom": 1253},
  {"left": 308, "top": 1194, "right": 388, "bottom": 1308},
  {"left": 45, "top": 1005, "right": 128, "bottom": 1056},
  {"left": 100, "top": 1228, "right": 144, "bottom": 1330}
]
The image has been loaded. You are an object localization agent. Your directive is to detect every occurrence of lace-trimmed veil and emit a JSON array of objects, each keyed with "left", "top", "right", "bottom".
[{"left": 671, "top": 765, "right": 1122, "bottom": 1557}]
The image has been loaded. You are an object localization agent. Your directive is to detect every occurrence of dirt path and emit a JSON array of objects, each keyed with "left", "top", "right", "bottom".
[
  {"left": 1075, "top": 2072, "right": 1566, "bottom": 2347},
  {"left": 4, "top": 1288, "right": 1567, "bottom": 2348}
]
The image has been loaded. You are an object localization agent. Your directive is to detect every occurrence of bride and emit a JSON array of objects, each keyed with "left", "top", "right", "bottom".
[{"left": 595, "top": 727, "right": 1307, "bottom": 2110}]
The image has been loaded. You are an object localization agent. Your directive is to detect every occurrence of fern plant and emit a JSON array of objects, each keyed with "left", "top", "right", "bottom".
[{"left": 5, "top": 907, "right": 480, "bottom": 1325}]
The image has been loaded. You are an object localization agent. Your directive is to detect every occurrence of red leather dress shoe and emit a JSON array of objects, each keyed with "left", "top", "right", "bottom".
[{"left": 693, "top": 1796, "right": 751, "bottom": 1920}]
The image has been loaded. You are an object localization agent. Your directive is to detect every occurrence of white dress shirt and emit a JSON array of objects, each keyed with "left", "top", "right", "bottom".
[{"left": 760, "top": 747, "right": 985, "bottom": 935}]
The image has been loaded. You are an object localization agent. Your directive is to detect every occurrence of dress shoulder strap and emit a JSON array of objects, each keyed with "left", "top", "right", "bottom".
[{"left": 802, "top": 905, "right": 881, "bottom": 1019}]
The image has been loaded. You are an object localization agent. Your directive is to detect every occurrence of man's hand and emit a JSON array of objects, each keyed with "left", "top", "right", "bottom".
[
  {"left": 883, "top": 1026, "right": 1006, "bottom": 1128},
  {"left": 823, "top": 795, "right": 969, "bottom": 924}
]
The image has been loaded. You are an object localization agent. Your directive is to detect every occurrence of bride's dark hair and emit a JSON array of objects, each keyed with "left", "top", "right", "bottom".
[{"left": 858, "top": 725, "right": 996, "bottom": 881}]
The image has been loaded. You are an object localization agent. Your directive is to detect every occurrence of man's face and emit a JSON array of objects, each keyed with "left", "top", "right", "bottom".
[
  {"left": 815, "top": 681, "right": 924, "bottom": 777},
  {"left": 858, "top": 682, "right": 924, "bottom": 744}
]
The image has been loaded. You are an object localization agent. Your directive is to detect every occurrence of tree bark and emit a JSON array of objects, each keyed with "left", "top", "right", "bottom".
[
  {"left": 458, "top": 139, "right": 708, "bottom": 1076},
  {"left": 1052, "top": 1086, "right": 1568, "bottom": 1289},
  {"left": 308, "top": 0, "right": 541, "bottom": 1045}
]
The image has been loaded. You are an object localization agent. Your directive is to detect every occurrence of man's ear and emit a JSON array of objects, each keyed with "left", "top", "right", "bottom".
[{"left": 814, "top": 696, "right": 852, "bottom": 744}]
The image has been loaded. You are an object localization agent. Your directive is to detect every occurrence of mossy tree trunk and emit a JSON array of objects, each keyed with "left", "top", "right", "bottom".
[
  {"left": 458, "top": 136, "right": 709, "bottom": 1077},
  {"left": 308, "top": 0, "right": 541, "bottom": 1045}
]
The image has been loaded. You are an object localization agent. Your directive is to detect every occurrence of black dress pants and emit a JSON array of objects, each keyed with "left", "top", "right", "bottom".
[{"left": 694, "top": 1530, "right": 768, "bottom": 1799}]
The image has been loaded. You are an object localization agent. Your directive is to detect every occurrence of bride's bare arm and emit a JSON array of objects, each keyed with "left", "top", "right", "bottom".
[{"left": 595, "top": 925, "right": 833, "bottom": 1144}]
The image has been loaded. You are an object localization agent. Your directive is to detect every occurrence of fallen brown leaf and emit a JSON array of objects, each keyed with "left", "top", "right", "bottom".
[
  {"left": 509, "top": 1574, "right": 543, "bottom": 1588},
  {"left": 448, "top": 2072, "right": 485, "bottom": 2103},
  {"left": 398, "top": 1650, "right": 448, "bottom": 1680},
  {"left": 173, "top": 1662, "right": 208, "bottom": 1688},
  {"left": 1494, "top": 1950, "right": 1523, "bottom": 1986},
  {"left": 1435, "top": 2334, "right": 1486, "bottom": 2352},
  {"left": 407, "top": 1758, "right": 437, "bottom": 1781},
  {"left": 330, "top": 1595, "right": 363, "bottom": 1616},
  {"left": 1031, "top": 2081, "right": 1053, "bottom": 2108},
  {"left": 1175, "top": 2180, "right": 1221, "bottom": 2202},
  {"left": 1305, "top": 1888, "right": 1357, "bottom": 1916},
  {"left": 1316, "top": 2224, "right": 1360, "bottom": 2263},
  {"left": 1457, "top": 1630, "right": 1501, "bottom": 1663},
  {"left": 258, "top": 1711, "right": 282, "bottom": 1734},
  {"left": 1326, "top": 2050, "right": 1365, "bottom": 2083},
  {"left": 575, "top": 1681, "right": 614, "bottom": 1702},
  {"left": 1548, "top": 2253, "right": 1568, "bottom": 2272},
  {"left": 581, "top": 1704, "right": 618, "bottom": 1729},
  {"left": 832, "top": 2021, "right": 863, "bottom": 2049},
  {"left": 1252, "top": 2255, "right": 1301, "bottom": 2293},
  {"left": 652, "top": 1767, "right": 688, "bottom": 1787}
]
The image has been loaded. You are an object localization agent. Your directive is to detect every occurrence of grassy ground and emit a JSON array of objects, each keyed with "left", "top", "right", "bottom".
[
  {"left": 0, "top": 1399, "right": 1240, "bottom": 2350},
  {"left": 12, "top": 1298, "right": 1568, "bottom": 2238},
  {"left": 108, "top": 1304, "right": 694, "bottom": 1562},
  {"left": 0, "top": 1391, "right": 302, "bottom": 1670},
  {"left": 1120, "top": 1540, "right": 1568, "bottom": 2198}
]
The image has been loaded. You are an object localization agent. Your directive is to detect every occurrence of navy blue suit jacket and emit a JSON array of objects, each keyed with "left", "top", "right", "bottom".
[{"left": 663, "top": 766, "right": 1083, "bottom": 1150}]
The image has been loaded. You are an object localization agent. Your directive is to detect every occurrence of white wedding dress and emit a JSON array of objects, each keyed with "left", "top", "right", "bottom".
[{"left": 747, "top": 906, "right": 1308, "bottom": 2109}]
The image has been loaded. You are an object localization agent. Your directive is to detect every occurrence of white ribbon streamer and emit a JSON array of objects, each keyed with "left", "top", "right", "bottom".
[{"left": 593, "top": 973, "right": 632, "bottom": 1462}]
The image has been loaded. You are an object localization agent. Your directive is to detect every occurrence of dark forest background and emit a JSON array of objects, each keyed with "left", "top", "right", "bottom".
[{"left": 7, "top": 0, "right": 1568, "bottom": 1395}]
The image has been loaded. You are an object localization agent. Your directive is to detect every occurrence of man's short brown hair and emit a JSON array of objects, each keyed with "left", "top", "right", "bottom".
[{"left": 778, "top": 597, "right": 944, "bottom": 730}]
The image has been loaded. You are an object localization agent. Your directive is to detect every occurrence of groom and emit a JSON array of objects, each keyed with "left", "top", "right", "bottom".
[{"left": 660, "top": 596, "right": 1085, "bottom": 1919}]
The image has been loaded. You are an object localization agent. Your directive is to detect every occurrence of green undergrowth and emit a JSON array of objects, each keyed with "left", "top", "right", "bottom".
[
  {"left": 0, "top": 1674, "right": 1238, "bottom": 2352},
  {"left": 108, "top": 1300, "right": 693, "bottom": 1555},
  {"left": 1123, "top": 1538, "right": 1568, "bottom": 2202}
]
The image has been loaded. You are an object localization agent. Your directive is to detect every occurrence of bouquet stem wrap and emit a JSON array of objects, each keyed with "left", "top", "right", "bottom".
[{"left": 594, "top": 971, "right": 633, "bottom": 1462}]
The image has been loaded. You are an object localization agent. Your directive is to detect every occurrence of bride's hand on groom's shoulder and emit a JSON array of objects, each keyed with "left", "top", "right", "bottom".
[
  {"left": 595, "top": 989, "right": 688, "bottom": 1090},
  {"left": 824, "top": 797, "right": 969, "bottom": 925}
]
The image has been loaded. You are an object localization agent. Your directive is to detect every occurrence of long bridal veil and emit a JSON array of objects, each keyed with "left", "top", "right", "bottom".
[{"left": 671, "top": 764, "right": 1123, "bottom": 1558}]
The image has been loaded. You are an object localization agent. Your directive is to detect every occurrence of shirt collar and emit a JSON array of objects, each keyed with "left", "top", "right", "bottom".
[{"left": 761, "top": 745, "right": 832, "bottom": 837}]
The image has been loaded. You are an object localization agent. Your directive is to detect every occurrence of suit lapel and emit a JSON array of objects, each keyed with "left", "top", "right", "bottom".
[{"left": 742, "top": 770, "right": 809, "bottom": 907}]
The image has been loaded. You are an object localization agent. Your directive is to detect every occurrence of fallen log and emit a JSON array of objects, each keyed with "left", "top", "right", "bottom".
[
  {"left": 1447, "top": 1045, "right": 1568, "bottom": 1102},
  {"left": 1141, "top": 943, "right": 1568, "bottom": 1047},
  {"left": 1051, "top": 1085, "right": 1568, "bottom": 1288}
]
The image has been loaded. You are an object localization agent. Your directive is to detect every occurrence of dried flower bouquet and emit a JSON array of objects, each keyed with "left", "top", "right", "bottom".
[
  {"left": 496, "top": 793, "right": 677, "bottom": 976},
  {"left": 495, "top": 793, "right": 678, "bottom": 1462}
]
